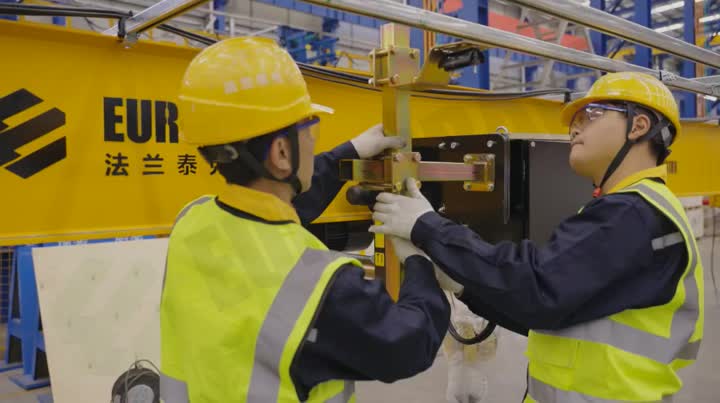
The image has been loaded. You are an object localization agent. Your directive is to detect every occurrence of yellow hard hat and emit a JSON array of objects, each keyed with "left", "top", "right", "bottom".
[
  {"left": 560, "top": 72, "right": 681, "bottom": 141},
  {"left": 177, "top": 36, "right": 333, "bottom": 146}
]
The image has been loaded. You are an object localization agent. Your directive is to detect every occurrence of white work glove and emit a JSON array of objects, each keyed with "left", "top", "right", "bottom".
[
  {"left": 391, "top": 236, "right": 463, "bottom": 294},
  {"left": 369, "top": 177, "right": 434, "bottom": 240},
  {"left": 350, "top": 124, "right": 406, "bottom": 159},
  {"left": 435, "top": 266, "right": 464, "bottom": 295},
  {"left": 388, "top": 236, "right": 428, "bottom": 263}
]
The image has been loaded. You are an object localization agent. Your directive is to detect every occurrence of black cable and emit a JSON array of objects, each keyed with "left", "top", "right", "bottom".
[
  {"left": 0, "top": 3, "right": 130, "bottom": 19},
  {"left": 446, "top": 293, "right": 497, "bottom": 345}
]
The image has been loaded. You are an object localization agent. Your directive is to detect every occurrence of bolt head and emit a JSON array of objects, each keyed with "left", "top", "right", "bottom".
[
  {"left": 464, "top": 183, "right": 472, "bottom": 191},
  {"left": 488, "top": 184, "right": 495, "bottom": 191}
]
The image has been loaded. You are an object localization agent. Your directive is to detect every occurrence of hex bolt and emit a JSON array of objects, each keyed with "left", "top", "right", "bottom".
[
  {"left": 450, "top": 141, "right": 460, "bottom": 150},
  {"left": 438, "top": 142, "right": 447, "bottom": 150},
  {"left": 531, "top": 141, "right": 536, "bottom": 148},
  {"left": 487, "top": 140, "right": 495, "bottom": 148},
  {"left": 464, "top": 183, "right": 472, "bottom": 191},
  {"left": 412, "top": 153, "right": 422, "bottom": 162},
  {"left": 488, "top": 184, "right": 495, "bottom": 191},
  {"left": 464, "top": 155, "right": 473, "bottom": 163}
]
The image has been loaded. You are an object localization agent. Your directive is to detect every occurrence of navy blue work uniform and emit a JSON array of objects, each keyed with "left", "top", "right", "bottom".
[
  {"left": 408, "top": 166, "right": 688, "bottom": 337},
  {"left": 220, "top": 141, "right": 451, "bottom": 401}
]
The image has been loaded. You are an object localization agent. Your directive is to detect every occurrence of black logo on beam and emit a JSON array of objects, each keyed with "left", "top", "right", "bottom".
[{"left": 0, "top": 89, "right": 67, "bottom": 178}]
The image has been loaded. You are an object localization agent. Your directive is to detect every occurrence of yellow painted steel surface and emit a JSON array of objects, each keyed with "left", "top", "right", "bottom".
[{"left": 0, "top": 20, "right": 718, "bottom": 246}]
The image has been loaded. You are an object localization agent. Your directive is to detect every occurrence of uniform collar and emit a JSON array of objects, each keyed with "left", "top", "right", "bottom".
[
  {"left": 217, "top": 184, "right": 300, "bottom": 224},
  {"left": 607, "top": 165, "right": 668, "bottom": 195}
]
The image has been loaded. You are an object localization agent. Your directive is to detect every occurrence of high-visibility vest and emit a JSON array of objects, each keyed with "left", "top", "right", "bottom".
[
  {"left": 159, "top": 195, "right": 362, "bottom": 403},
  {"left": 524, "top": 178, "right": 704, "bottom": 403}
]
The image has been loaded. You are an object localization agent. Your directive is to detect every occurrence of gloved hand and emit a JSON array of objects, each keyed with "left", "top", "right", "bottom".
[
  {"left": 435, "top": 266, "right": 464, "bottom": 295},
  {"left": 388, "top": 236, "right": 428, "bottom": 263},
  {"left": 369, "top": 177, "right": 434, "bottom": 240},
  {"left": 350, "top": 124, "right": 406, "bottom": 159}
]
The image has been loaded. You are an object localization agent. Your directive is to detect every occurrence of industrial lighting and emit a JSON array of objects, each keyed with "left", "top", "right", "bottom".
[
  {"left": 705, "top": 95, "right": 718, "bottom": 102},
  {"left": 654, "top": 14, "right": 720, "bottom": 33},
  {"left": 655, "top": 23, "right": 684, "bottom": 33},
  {"left": 700, "top": 14, "right": 720, "bottom": 23},
  {"left": 652, "top": 0, "right": 703, "bottom": 15}
]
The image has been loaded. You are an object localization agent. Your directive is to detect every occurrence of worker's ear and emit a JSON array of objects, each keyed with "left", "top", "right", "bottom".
[
  {"left": 628, "top": 113, "right": 651, "bottom": 141},
  {"left": 265, "top": 136, "right": 293, "bottom": 174}
]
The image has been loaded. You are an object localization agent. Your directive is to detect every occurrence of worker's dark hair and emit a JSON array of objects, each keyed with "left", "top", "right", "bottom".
[{"left": 198, "top": 127, "right": 291, "bottom": 187}]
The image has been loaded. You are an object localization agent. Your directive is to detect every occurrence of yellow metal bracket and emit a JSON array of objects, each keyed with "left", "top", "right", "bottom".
[{"left": 342, "top": 23, "right": 494, "bottom": 301}]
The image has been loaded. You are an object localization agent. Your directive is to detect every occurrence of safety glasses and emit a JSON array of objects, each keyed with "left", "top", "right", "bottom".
[
  {"left": 569, "top": 103, "right": 627, "bottom": 134},
  {"left": 297, "top": 116, "right": 321, "bottom": 140}
]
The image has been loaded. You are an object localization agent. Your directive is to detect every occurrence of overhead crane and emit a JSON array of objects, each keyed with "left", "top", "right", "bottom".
[{"left": 0, "top": 0, "right": 719, "bottom": 346}]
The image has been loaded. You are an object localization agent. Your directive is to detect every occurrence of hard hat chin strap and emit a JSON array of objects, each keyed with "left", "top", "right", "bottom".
[{"left": 593, "top": 103, "right": 671, "bottom": 198}]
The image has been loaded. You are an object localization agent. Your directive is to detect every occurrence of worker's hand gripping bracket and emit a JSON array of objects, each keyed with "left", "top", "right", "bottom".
[{"left": 340, "top": 24, "right": 496, "bottom": 301}]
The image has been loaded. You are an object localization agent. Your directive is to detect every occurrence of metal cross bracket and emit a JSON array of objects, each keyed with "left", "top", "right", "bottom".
[{"left": 341, "top": 23, "right": 494, "bottom": 300}]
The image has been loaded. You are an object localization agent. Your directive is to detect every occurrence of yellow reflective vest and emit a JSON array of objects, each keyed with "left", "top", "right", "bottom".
[
  {"left": 524, "top": 178, "right": 704, "bottom": 403},
  {"left": 159, "top": 192, "right": 363, "bottom": 403}
]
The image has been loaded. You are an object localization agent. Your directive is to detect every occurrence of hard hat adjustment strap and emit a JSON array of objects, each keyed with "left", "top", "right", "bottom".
[{"left": 234, "top": 126, "right": 303, "bottom": 196}]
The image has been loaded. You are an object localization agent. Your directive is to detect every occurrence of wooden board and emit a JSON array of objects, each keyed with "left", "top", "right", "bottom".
[{"left": 31, "top": 238, "right": 168, "bottom": 403}]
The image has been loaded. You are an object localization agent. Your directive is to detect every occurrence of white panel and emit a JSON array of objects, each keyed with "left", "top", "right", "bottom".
[{"left": 32, "top": 238, "right": 168, "bottom": 403}]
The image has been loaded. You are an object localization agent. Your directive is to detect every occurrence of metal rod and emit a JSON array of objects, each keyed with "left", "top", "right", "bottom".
[
  {"left": 504, "top": 0, "right": 720, "bottom": 70},
  {"left": 104, "top": 0, "right": 208, "bottom": 37},
  {"left": 298, "top": 0, "right": 718, "bottom": 96}
]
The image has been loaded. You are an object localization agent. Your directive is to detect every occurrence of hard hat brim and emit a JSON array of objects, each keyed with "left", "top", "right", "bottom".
[{"left": 311, "top": 103, "right": 335, "bottom": 115}]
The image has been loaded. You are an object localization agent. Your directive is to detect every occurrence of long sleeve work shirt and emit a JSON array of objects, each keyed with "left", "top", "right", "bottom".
[
  {"left": 286, "top": 142, "right": 450, "bottom": 400},
  {"left": 410, "top": 178, "right": 687, "bottom": 336}
]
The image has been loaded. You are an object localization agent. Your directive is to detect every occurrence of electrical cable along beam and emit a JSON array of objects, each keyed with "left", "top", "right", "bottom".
[
  {"left": 297, "top": 0, "right": 719, "bottom": 97},
  {"left": 503, "top": 0, "right": 720, "bottom": 70},
  {"left": 104, "top": 0, "right": 208, "bottom": 38}
]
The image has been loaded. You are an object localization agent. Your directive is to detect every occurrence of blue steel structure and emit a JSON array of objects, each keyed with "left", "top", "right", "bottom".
[
  {"left": 278, "top": 17, "right": 339, "bottom": 66},
  {"left": 682, "top": 0, "right": 697, "bottom": 118},
  {"left": 213, "top": 0, "right": 228, "bottom": 34}
]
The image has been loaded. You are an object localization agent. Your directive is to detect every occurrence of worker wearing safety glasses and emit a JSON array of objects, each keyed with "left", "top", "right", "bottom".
[
  {"left": 370, "top": 72, "right": 704, "bottom": 403},
  {"left": 159, "top": 37, "right": 450, "bottom": 402}
]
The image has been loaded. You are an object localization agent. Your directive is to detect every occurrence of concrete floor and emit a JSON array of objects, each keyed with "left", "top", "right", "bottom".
[{"left": 0, "top": 237, "right": 718, "bottom": 403}]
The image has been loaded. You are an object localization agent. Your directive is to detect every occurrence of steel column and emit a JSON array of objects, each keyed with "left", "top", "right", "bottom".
[
  {"left": 633, "top": 0, "right": 652, "bottom": 68},
  {"left": 682, "top": 0, "right": 698, "bottom": 118},
  {"left": 589, "top": 0, "right": 607, "bottom": 56},
  {"left": 455, "top": 0, "right": 490, "bottom": 89},
  {"left": 213, "top": 0, "right": 227, "bottom": 34}
]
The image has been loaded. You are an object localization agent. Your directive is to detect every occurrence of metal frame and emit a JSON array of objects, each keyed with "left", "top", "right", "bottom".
[
  {"left": 104, "top": 0, "right": 207, "bottom": 39},
  {"left": 503, "top": 0, "right": 720, "bottom": 70},
  {"left": 97, "top": 0, "right": 719, "bottom": 95}
]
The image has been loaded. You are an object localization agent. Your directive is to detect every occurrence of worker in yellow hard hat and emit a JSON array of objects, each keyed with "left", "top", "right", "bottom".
[
  {"left": 158, "top": 37, "right": 450, "bottom": 403},
  {"left": 368, "top": 71, "right": 705, "bottom": 402}
]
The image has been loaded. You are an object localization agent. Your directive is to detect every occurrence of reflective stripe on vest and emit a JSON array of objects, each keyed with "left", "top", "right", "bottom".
[
  {"left": 528, "top": 377, "right": 674, "bottom": 403},
  {"left": 159, "top": 248, "right": 355, "bottom": 403},
  {"left": 533, "top": 182, "right": 700, "bottom": 365},
  {"left": 247, "top": 249, "right": 353, "bottom": 402}
]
